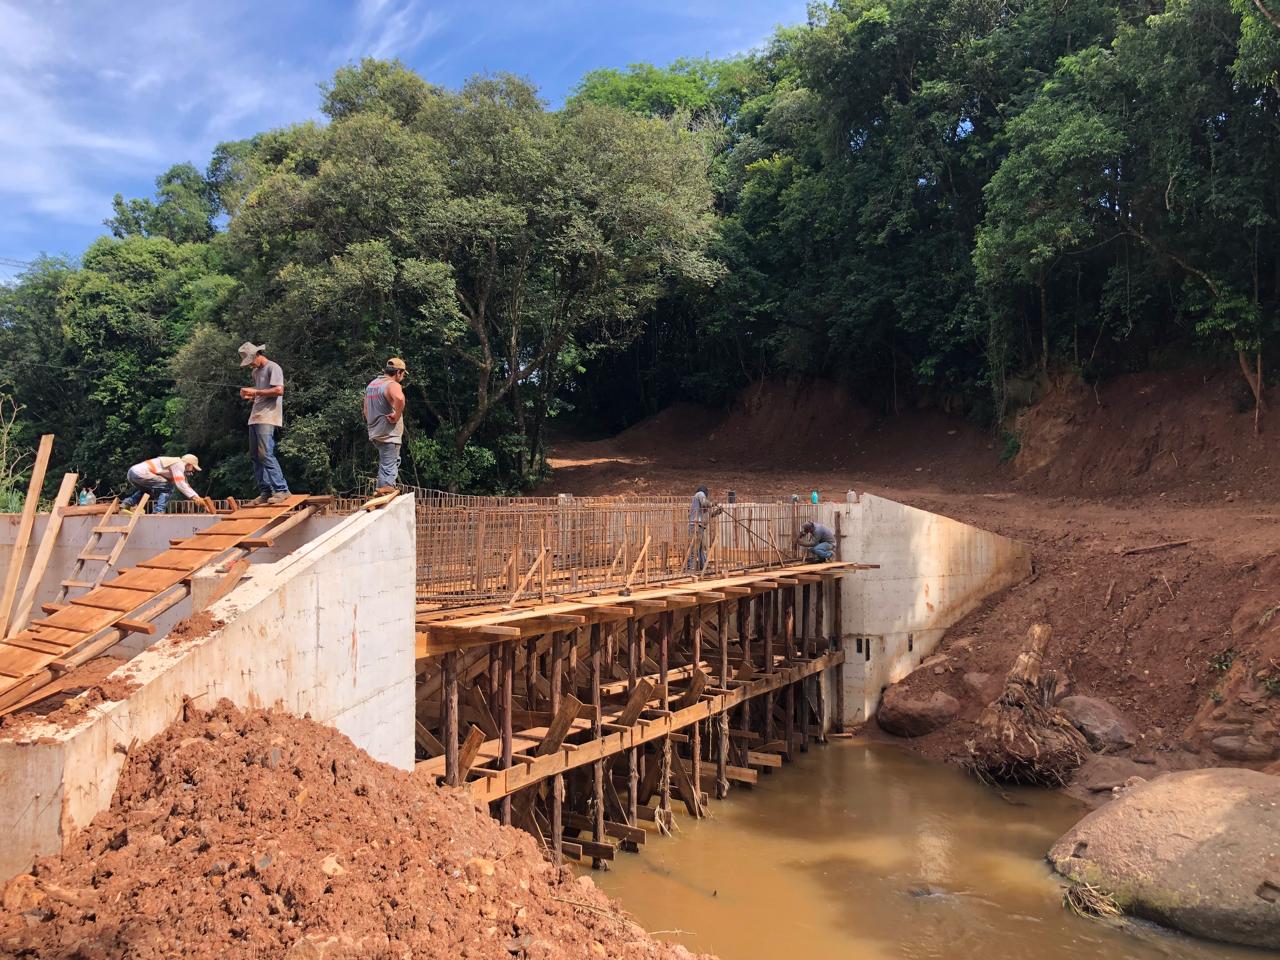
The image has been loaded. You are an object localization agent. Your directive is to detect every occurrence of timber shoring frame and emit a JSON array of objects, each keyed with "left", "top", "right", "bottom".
[{"left": 412, "top": 560, "right": 857, "bottom": 868}]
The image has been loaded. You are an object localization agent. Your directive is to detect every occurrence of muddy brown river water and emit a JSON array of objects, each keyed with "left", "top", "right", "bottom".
[{"left": 592, "top": 741, "right": 1266, "bottom": 960}]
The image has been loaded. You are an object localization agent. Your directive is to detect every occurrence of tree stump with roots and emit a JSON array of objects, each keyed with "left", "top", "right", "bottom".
[{"left": 966, "top": 623, "right": 1088, "bottom": 786}]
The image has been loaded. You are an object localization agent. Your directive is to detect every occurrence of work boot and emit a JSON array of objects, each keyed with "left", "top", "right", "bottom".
[
  {"left": 244, "top": 494, "right": 270, "bottom": 507},
  {"left": 267, "top": 491, "right": 291, "bottom": 505}
]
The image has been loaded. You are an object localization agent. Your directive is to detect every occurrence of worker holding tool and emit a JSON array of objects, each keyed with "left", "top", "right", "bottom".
[
  {"left": 363, "top": 357, "right": 407, "bottom": 495},
  {"left": 238, "top": 341, "right": 291, "bottom": 506},
  {"left": 687, "top": 485, "right": 722, "bottom": 571},
  {"left": 120, "top": 454, "right": 214, "bottom": 515},
  {"left": 795, "top": 520, "right": 836, "bottom": 562}
]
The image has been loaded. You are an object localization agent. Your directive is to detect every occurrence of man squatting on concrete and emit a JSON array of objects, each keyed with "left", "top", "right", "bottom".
[
  {"left": 364, "top": 357, "right": 407, "bottom": 494},
  {"left": 120, "top": 454, "right": 214, "bottom": 515},
  {"left": 238, "top": 341, "right": 292, "bottom": 506},
  {"left": 796, "top": 520, "right": 836, "bottom": 562}
]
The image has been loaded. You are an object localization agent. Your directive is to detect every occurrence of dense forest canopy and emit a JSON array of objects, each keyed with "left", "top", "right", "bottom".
[{"left": 2, "top": 0, "right": 1278, "bottom": 498}]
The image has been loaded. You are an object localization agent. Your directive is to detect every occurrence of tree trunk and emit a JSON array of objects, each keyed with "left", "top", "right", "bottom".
[{"left": 1238, "top": 349, "right": 1266, "bottom": 433}]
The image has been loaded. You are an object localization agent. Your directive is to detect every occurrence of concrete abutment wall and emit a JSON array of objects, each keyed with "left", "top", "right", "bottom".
[
  {"left": 0, "top": 497, "right": 416, "bottom": 883},
  {"left": 821, "top": 493, "right": 1031, "bottom": 726}
]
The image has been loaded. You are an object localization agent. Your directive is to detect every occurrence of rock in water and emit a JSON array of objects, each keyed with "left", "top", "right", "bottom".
[
  {"left": 1058, "top": 695, "right": 1137, "bottom": 750},
  {"left": 877, "top": 687, "right": 960, "bottom": 738},
  {"left": 1049, "top": 768, "right": 1280, "bottom": 948}
]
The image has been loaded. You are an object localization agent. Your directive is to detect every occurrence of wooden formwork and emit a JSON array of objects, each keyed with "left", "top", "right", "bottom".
[{"left": 412, "top": 560, "right": 859, "bottom": 868}]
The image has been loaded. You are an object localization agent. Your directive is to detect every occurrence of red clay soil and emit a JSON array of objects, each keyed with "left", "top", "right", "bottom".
[
  {"left": 542, "top": 370, "right": 1280, "bottom": 794},
  {"left": 165, "top": 611, "right": 226, "bottom": 647},
  {"left": 0, "top": 701, "right": 708, "bottom": 960},
  {"left": 0, "top": 659, "right": 140, "bottom": 737}
]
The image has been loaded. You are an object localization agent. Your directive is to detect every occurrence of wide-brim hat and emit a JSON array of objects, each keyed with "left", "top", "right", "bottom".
[{"left": 238, "top": 341, "right": 266, "bottom": 366}]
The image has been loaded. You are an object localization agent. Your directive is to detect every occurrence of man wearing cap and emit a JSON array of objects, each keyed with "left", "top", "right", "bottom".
[
  {"left": 120, "top": 454, "right": 213, "bottom": 514},
  {"left": 238, "top": 342, "right": 291, "bottom": 506},
  {"left": 794, "top": 520, "right": 836, "bottom": 562},
  {"left": 364, "top": 358, "right": 407, "bottom": 494}
]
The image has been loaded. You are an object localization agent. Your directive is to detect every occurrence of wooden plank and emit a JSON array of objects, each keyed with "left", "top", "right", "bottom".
[
  {"left": 563, "top": 812, "right": 645, "bottom": 845},
  {"left": 35, "top": 604, "right": 121, "bottom": 633},
  {"left": 9, "top": 472, "right": 78, "bottom": 633},
  {"left": 415, "top": 721, "right": 443, "bottom": 757},
  {"left": 615, "top": 677, "right": 656, "bottom": 727},
  {"left": 669, "top": 756, "right": 703, "bottom": 817},
  {"left": 458, "top": 725, "right": 486, "bottom": 779},
  {"left": 747, "top": 750, "right": 783, "bottom": 768},
  {"left": 535, "top": 694, "right": 584, "bottom": 757},
  {"left": 115, "top": 618, "right": 156, "bottom": 636},
  {"left": 673, "top": 666, "right": 708, "bottom": 710},
  {"left": 173, "top": 535, "right": 243, "bottom": 551},
  {"left": 60, "top": 503, "right": 112, "bottom": 517},
  {"left": 0, "top": 434, "right": 54, "bottom": 636},
  {"left": 106, "top": 568, "right": 190, "bottom": 592},
  {"left": 138, "top": 549, "right": 220, "bottom": 572}
]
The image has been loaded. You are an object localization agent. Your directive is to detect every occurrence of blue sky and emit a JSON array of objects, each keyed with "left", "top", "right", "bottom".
[{"left": 0, "top": 0, "right": 809, "bottom": 281}]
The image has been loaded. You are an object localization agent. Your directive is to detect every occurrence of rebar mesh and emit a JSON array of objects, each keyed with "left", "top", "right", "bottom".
[{"left": 403, "top": 484, "right": 817, "bottom": 606}]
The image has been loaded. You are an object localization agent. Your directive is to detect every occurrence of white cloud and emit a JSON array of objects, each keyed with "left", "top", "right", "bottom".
[
  {"left": 344, "top": 0, "right": 448, "bottom": 62},
  {"left": 0, "top": 0, "right": 319, "bottom": 234}
]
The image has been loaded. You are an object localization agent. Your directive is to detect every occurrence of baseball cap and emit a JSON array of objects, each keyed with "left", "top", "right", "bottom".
[{"left": 238, "top": 342, "right": 266, "bottom": 366}]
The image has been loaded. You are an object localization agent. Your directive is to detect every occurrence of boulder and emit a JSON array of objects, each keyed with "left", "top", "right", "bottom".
[
  {"left": 961, "top": 671, "right": 1001, "bottom": 706},
  {"left": 1058, "top": 695, "right": 1136, "bottom": 750},
  {"left": 877, "top": 687, "right": 959, "bottom": 738},
  {"left": 1049, "top": 768, "right": 1280, "bottom": 948},
  {"left": 1211, "top": 735, "right": 1278, "bottom": 764}
]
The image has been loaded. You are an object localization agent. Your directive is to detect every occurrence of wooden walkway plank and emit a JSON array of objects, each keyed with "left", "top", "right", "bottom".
[{"left": 0, "top": 495, "right": 312, "bottom": 713}]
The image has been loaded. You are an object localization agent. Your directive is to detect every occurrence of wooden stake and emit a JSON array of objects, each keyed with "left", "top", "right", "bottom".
[
  {"left": 691, "top": 605, "right": 703, "bottom": 809},
  {"left": 0, "top": 434, "right": 53, "bottom": 637},
  {"left": 500, "top": 640, "right": 514, "bottom": 826},
  {"left": 10, "top": 472, "right": 77, "bottom": 635},
  {"left": 591, "top": 622, "right": 606, "bottom": 869},
  {"left": 443, "top": 651, "right": 459, "bottom": 786}
]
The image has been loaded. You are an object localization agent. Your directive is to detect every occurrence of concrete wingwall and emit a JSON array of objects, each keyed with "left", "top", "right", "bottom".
[
  {"left": 820, "top": 493, "right": 1031, "bottom": 726},
  {"left": 0, "top": 496, "right": 416, "bottom": 884}
]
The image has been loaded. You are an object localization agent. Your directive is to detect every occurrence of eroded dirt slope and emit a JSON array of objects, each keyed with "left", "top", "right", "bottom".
[{"left": 542, "top": 372, "right": 1280, "bottom": 786}]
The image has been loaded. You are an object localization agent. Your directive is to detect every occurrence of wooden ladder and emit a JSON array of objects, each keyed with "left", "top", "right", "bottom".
[{"left": 56, "top": 496, "right": 148, "bottom": 602}]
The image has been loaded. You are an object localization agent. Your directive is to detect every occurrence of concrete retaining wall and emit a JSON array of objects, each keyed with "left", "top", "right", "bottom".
[
  {"left": 821, "top": 493, "right": 1031, "bottom": 726},
  {"left": 0, "top": 496, "right": 416, "bottom": 884}
]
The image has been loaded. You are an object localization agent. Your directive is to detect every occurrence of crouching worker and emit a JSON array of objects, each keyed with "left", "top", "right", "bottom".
[
  {"left": 364, "top": 357, "right": 407, "bottom": 495},
  {"left": 795, "top": 520, "right": 836, "bottom": 562},
  {"left": 121, "top": 454, "right": 214, "bottom": 514}
]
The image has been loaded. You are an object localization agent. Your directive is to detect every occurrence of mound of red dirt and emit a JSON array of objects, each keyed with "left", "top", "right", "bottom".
[
  {"left": 1013, "top": 369, "right": 1275, "bottom": 499},
  {"left": 0, "top": 701, "right": 707, "bottom": 960}
]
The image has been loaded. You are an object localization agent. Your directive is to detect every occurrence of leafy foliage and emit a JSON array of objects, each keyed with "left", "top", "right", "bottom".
[{"left": 4, "top": 1, "right": 1280, "bottom": 495}]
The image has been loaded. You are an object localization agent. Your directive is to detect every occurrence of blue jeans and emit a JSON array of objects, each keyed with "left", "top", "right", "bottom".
[
  {"left": 373, "top": 440, "right": 401, "bottom": 488},
  {"left": 686, "top": 527, "right": 707, "bottom": 571},
  {"left": 121, "top": 472, "right": 172, "bottom": 514},
  {"left": 250, "top": 424, "right": 289, "bottom": 495},
  {"left": 807, "top": 540, "right": 835, "bottom": 562}
]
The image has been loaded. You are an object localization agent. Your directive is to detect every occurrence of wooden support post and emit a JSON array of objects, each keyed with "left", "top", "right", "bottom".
[
  {"left": 717, "top": 600, "right": 729, "bottom": 799},
  {"left": 691, "top": 604, "right": 703, "bottom": 814},
  {"left": 568, "top": 628, "right": 579, "bottom": 699},
  {"left": 658, "top": 610, "right": 673, "bottom": 832},
  {"left": 784, "top": 587, "right": 795, "bottom": 663},
  {"left": 552, "top": 773, "right": 564, "bottom": 865},
  {"left": 0, "top": 434, "right": 53, "bottom": 637},
  {"left": 764, "top": 591, "right": 775, "bottom": 746},
  {"left": 590, "top": 622, "right": 606, "bottom": 869},
  {"left": 524, "top": 636, "right": 536, "bottom": 710},
  {"left": 550, "top": 628, "right": 564, "bottom": 865},
  {"left": 784, "top": 679, "right": 796, "bottom": 762},
  {"left": 500, "top": 640, "right": 514, "bottom": 826},
  {"left": 443, "top": 651, "right": 459, "bottom": 786},
  {"left": 801, "top": 583, "right": 812, "bottom": 658},
  {"left": 626, "top": 617, "right": 639, "bottom": 835}
]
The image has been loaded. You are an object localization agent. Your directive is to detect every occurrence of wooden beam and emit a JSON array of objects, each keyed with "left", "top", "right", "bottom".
[
  {"left": 9, "top": 472, "right": 78, "bottom": 634},
  {"left": 457, "top": 725, "right": 485, "bottom": 779},
  {"left": 0, "top": 434, "right": 54, "bottom": 636}
]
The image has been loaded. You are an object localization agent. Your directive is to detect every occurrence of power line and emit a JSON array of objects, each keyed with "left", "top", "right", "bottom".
[{"left": 0, "top": 257, "right": 31, "bottom": 269}]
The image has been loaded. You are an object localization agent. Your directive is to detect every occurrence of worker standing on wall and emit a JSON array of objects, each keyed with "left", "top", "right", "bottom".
[
  {"left": 687, "top": 484, "right": 721, "bottom": 571},
  {"left": 238, "top": 341, "right": 291, "bottom": 506},
  {"left": 121, "top": 454, "right": 213, "bottom": 514},
  {"left": 363, "top": 357, "right": 407, "bottom": 495},
  {"left": 795, "top": 520, "right": 836, "bottom": 562}
]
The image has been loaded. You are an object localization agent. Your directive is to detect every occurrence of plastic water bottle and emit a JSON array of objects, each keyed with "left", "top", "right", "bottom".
[{"left": 810, "top": 490, "right": 819, "bottom": 504}]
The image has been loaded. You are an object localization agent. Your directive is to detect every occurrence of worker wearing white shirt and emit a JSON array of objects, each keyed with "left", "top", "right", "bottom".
[{"left": 120, "top": 454, "right": 212, "bottom": 514}]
